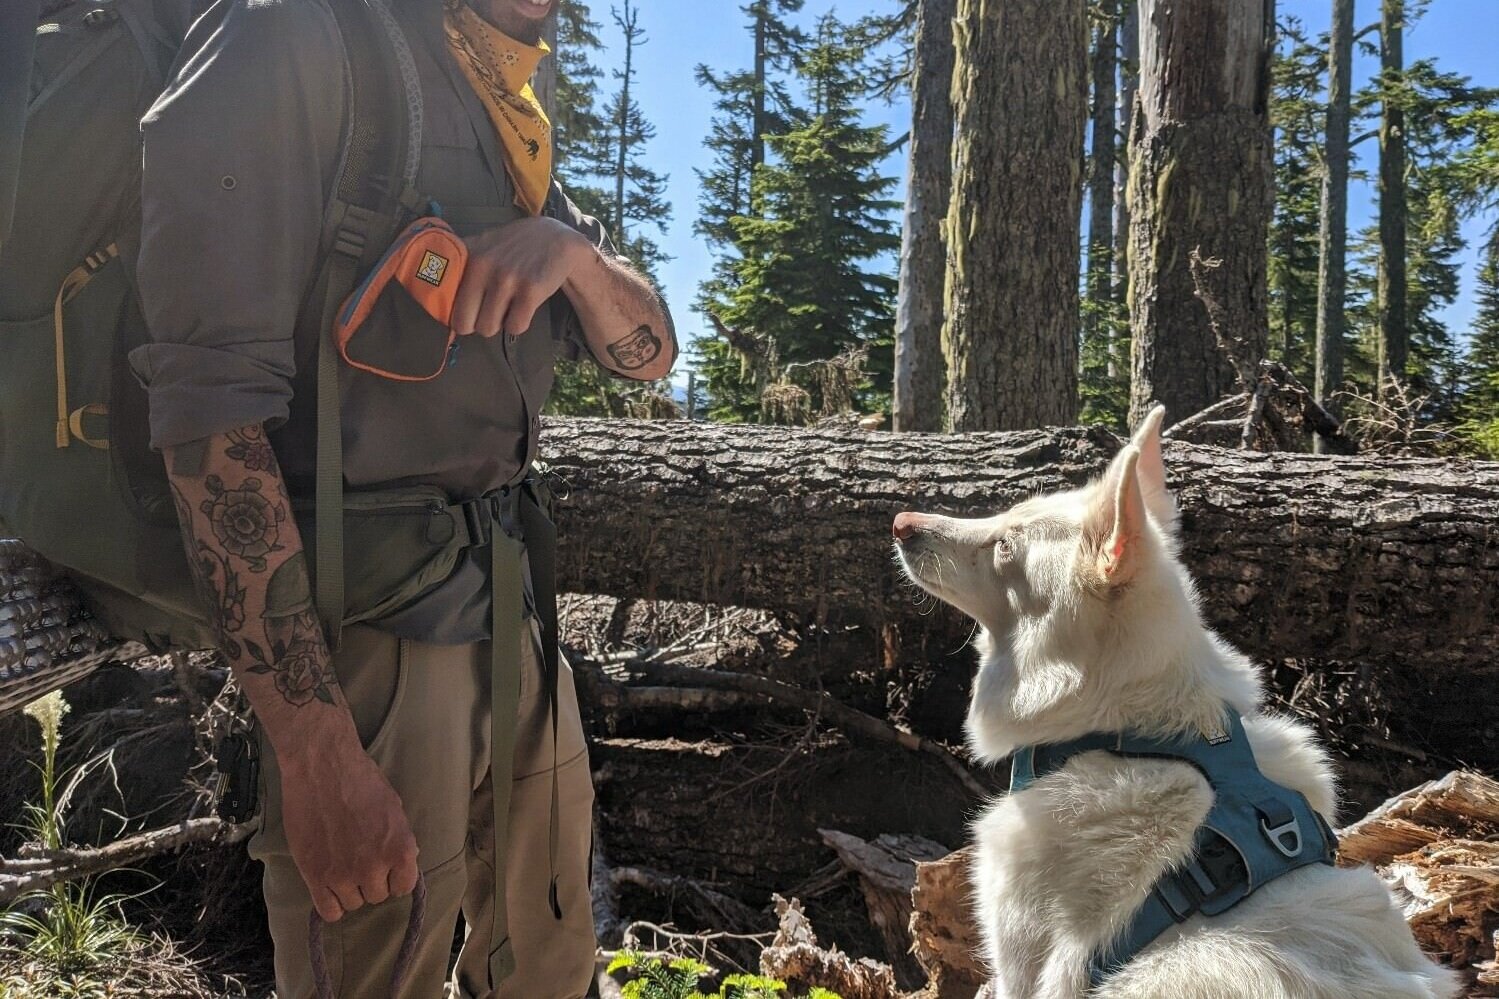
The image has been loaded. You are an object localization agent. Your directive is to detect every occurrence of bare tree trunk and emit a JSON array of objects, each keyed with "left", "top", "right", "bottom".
[
  {"left": 538, "top": 417, "right": 1499, "bottom": 672},
  {"left": 942, "top": 0, "right": 1086, "bottom": 431},
  {"left": 1378, "top": 0, "right": 1408, "bottom": 387},
  {"left": 1112, "top": 0, "right": 1139, "bottom": 311},
  {"left": 1085, "top": 0, "right": 1119, "bottom": 333},
  {"left": 534, "top": 8, "right": 559, "bottom": 123},
  {"left": 893, "top": 0, "right": 956, "bottom": 434},
  {"left": 1127, "top": 0, "right": 1275, "bottom": 427},
  {"left": 1314, "top": 0, "right": 1354, "bottom": 444}
]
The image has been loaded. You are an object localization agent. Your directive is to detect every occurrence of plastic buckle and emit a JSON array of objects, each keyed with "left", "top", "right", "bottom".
[
  {"left": 1262, "top": 815, "right": 1304, "bottom": 858},
  {"left": 462, "top": 499, "right": 491, "bottom": 547}
]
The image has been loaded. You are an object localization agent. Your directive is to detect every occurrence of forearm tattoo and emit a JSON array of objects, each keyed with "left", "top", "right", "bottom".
[
  {"left": 606, "top": 324, "right": 663, "bottom": 371},
  {"left": 170, "top": 425, "right": 338, "bottom": 707}
]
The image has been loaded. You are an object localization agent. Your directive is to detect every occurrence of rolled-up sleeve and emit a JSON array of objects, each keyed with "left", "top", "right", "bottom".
[
  {"left": 548, "top": 182, "right": 629, "bottom": 367},
  {"left": 130, "top": 0, "right": 346, "bottom": 449}
]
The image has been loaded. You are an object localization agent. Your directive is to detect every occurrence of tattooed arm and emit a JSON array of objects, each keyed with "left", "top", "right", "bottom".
[
  {"left": 452, "top": 215, "right": 677, "bottom": 381},
  {"left": 166, "top": 427, "right": 418, "bottom": 923}
]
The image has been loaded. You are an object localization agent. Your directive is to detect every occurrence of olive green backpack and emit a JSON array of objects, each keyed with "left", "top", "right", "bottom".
[{"left": 0, "top": 0, "right": 470, "bottom": 651}]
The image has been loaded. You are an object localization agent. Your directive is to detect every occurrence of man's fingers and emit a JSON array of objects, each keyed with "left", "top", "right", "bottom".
[
  {"left": 473, "top": 282, "right": 512, "bottom": 339},
  {"left": 503, "top": 290, "right": 546, "bottom": 337},
  {"left": 450, "top": 268, "right": 488, "bottom": 337},
  {"left": 312, "top": 887, "right": 347, "bottom": 924},
  {"left": 389, "top": 853, "right": 420, "bottom": 898},
  {"left": 361, "top": 874, "right": 391, "bottom": 907},
  {"left": 328, "top": 882, "right": 364, "bottom": 918}
]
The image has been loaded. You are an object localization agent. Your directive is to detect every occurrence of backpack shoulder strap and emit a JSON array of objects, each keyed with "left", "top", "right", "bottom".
[
  {"left": 309, "top": 0, "right": 424, "bottom": 650},
  {"left": 0, "top": 0, "right": 44, "bottom": 252}
]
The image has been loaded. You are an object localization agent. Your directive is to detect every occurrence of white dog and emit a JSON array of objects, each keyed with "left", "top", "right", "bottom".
[{"left": 893, "top": 408, "right": 1458, "bottom": 999}]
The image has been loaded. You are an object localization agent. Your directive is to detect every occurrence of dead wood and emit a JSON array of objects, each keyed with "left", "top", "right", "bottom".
[
  {"left": 759, "top": 894, "right": 902, "bottom": 999},
  {"left": 910, "top": 847, "right": 987, "bottom": 999},
  {"left": 0, "top": 816, "right": 251, "bottom": 903},
  {"left": 575, "top": 652, "right": 991, "bottom": 799},
  {"left": 818, "top": 829, "right": 949, "bottom": 988}
]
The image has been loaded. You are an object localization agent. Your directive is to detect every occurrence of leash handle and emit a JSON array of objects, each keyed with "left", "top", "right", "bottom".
[{"left": 308, "top": 872, "right": 427, "bottom": 999}]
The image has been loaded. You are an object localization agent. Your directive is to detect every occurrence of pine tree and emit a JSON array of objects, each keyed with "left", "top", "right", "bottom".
[
  {"left": 1466, "top": 230, "right": 1499, "bottom": 424},
  {"left": 707, "top": 16, "right": 901, "bottom": 421},
  {"left": 1314, "top": 0, "right": 1355, "bottom": 431},
  {"left": 1267, "top": 18, "right": 1325, "bottom": 381},
  {"left": 601, "top": 0, "right": 671, "bottom": 281},
  {"left": 694, "top": 1, "right": 808, "bottom": 420},
  {"left": 552, "top": 1, "right": 610, "bottom": 220}
]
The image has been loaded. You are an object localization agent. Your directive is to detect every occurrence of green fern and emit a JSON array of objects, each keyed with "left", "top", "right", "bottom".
[{"left": 607, "top": 952, "right": 842, "bottom": 999}]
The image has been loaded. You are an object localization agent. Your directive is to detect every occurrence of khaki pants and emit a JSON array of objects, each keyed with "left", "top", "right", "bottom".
[{"left": 249, "top": 624, "right": 597, "bottom": 998}]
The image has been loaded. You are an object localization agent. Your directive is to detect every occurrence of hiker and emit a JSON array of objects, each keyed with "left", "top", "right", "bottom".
[{"left": 127, "top": 0, "right": 676, "bottom": 995}]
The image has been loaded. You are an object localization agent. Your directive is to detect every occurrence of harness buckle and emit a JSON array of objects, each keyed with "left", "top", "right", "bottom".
[{"left": 1261, "top": 815, "right": 1304, "bottom": 858}]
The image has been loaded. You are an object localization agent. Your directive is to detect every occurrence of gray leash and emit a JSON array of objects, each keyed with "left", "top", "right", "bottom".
[{"left": 308, "top": 872, "right": 427, "bottom": 999}]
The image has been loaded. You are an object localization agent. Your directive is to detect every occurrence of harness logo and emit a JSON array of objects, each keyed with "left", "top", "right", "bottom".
[{"left": 416, "top": 250, "right": 450, "bottom": 287}]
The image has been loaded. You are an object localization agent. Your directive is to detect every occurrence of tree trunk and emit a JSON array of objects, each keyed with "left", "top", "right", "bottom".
[
  {"left": 1378, "top": 0, "right": 1408, "bottom": 387},
  {"left": 1127, "top": 0, "right": 1275, "bottom": 427},
  {"left": 538, "top": 417, "right": 1499, "bottom": 672},
  {"left": 1085, "top": 0, "right": 1119, "bottom": 332},
  {"left": 1112, "top": 0, "right": 1139, "bottom": 312},
  {"left": 893, "top": 0, "right": 956, "bottom": 434},
  {"left": 534, "top": 9, "right": 559, "bottom": 124},
  {"left": 942, "top": 0, "right": 1085, "bottom": 431},
  {"left": 1314, "top": 0, "right": 1354, "bottom": 440}
]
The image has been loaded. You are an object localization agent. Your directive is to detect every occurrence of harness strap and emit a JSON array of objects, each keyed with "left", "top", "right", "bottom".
[
  {"left": 519, "top": 478, "right": 564, "bottom": 918},
  {"left": 313, "top": 248, "right": 357, "bottom": 652},
  {"left": 1010, "top": 708, "right": 1339, "bottom": 988}
]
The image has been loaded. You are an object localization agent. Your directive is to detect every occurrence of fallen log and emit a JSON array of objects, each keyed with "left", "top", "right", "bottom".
[
  {"left": 909, "top": 847, "right": 986, "bottom": 999},
  {"left": 540, "top": 418, "right": 1499, "bottom": 671}
]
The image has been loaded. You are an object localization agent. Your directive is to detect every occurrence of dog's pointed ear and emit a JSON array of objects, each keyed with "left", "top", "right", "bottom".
[
  {"left": 1130, "top": 405, "right": 1178, "bottom": 531},
  {"left": 1091, "top": 444, "right": 1147, "bottom": 586}
]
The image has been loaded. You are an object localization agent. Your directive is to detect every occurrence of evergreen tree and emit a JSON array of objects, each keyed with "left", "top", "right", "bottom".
[
  {"left": 552, "top": 0, "right": 611, "bottom": 220},
  {"left": 1267, "top": 18, "right": 1325, "bottom": 381},
  {"left": 601, "top": 0, "right": 671, "bottom": 281},
  {"left": 1465, "top": 230, "right": 1499, "bottom": 423},
  {"left": 705, "top": 16, "right": 901, "bottom": 421}
]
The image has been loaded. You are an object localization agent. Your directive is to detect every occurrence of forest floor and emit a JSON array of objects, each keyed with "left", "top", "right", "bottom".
[{"left": 0, "top": 594, "right": 1493, "bottom": 998}]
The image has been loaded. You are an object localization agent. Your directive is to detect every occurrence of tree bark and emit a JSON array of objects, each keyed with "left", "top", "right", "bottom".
[
  {"left": 539, "top": 417, "right": 1499, "bottom": 672},
  {"left": 942, "top": 0, "right": 1085, "bottom": 431},
  {"left": 1378, "top": 0, "right": 1409, "bottom": 387},
  {"left": 1314, "top": 0, "right": 1354, "bottom": 438},
  {"left": 533, "top": 9, "right": 559, "bottom": 123},
  {"left": 1085, "top": 0, "right": 1119, "bottom": 333},
  {"left": 1127, "top": 0, "right": 1275, "bottom": 427},
  {"left": 893, "top": 0, "right": 956, "bottom": 434},
  {"left": 1112, "top": 0, "right": 1139, "bottom": 312}
]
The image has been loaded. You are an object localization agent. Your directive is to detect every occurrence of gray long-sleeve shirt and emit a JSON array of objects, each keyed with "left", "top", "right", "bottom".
[{"left": 130, "top": 0, "right": 618, "bottom": 642}]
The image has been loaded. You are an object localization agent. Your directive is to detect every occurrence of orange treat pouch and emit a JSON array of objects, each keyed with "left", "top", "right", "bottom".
[{"left": 335, "top": 217, "right": 469, "bottom": 382}]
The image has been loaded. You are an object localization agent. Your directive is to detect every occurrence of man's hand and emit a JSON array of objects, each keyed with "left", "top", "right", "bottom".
[
  {"left": 280, "top": 725, "right": 420, "bottom": 923},
  {"left": 452, "top": 216, "right": 590, "bottom": 338},
  {"left": 164, "top": 428, "right": 420, "bottom": 923}
]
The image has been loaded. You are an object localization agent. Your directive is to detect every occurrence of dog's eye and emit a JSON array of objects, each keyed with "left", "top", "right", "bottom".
[{"left": 995, "top": 535, "right": 1015, "bottom": 561}]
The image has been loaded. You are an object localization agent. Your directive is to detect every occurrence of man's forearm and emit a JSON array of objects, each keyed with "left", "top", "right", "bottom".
[
  {"left": 165, "top": 426, "right": 360, "bottom": 768},
  {"left": 562, "top": 247, "right": 677, "bottom": 381}
]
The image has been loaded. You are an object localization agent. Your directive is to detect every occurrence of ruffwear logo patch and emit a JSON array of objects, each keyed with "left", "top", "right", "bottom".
[{"left": 416, "top": 250, "right": 450, "bottom": 287}]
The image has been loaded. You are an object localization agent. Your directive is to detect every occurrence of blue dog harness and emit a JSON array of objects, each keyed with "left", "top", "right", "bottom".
[{"left": 1009, "top": 708, "right": 1338, "bottom": 987}]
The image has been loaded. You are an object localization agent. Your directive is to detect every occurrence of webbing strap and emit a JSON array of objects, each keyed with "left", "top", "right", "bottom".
[
  {"left": 519, "top": 483, "right": 564, "bottom": 917},
  {"left": 314, "top": 253, "right": 358, "bottom": 651},
  {"left": 52, "top": 244, "right": 118, "bottom": 449},
  {"left": 488, "top": 518, "right": 523, "bottom": 986}
]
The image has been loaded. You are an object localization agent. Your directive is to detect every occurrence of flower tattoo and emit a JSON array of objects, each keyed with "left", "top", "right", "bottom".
[{"left": 200, "top": 475, "right": 286, "bottom": 572}]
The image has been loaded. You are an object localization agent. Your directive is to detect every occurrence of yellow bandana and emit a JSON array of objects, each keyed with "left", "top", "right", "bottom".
[{"left": 444, "top": 1, "right": 554, "bottom": 216}]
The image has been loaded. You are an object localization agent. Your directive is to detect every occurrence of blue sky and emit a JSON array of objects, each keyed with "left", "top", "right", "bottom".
[{"left": 585, "top": 0, "right": 1497, "bottom": 363}]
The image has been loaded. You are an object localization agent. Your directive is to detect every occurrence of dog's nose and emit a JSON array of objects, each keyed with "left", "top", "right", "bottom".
[{"left": 893, "top": 512, "right": 923, "bottom": 541}]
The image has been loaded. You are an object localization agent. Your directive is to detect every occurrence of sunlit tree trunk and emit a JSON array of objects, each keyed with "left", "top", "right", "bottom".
[
  {"left": 1314, "top": 0, "right": 1354, "bottom": 448},
  {"left": 1377, "top": 0, "right": 1408, "bottom": 388}
]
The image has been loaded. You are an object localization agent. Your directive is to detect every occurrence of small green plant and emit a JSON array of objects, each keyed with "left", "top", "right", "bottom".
[
  {"left": 606, "top": 951, "right": 842, "bottom": 999},
  {"left": 0, "top": 692, "right": 142, "bottom": 991}
]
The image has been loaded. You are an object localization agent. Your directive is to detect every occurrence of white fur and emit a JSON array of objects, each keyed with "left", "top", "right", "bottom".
[{"left": 894, "top": 408, "right": 1458, "bottom": 999}]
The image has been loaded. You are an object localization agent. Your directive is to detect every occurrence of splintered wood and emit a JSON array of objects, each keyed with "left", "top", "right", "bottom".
[{"left": 1338, "top": 770, "right": 1499, "bottom": 989}]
